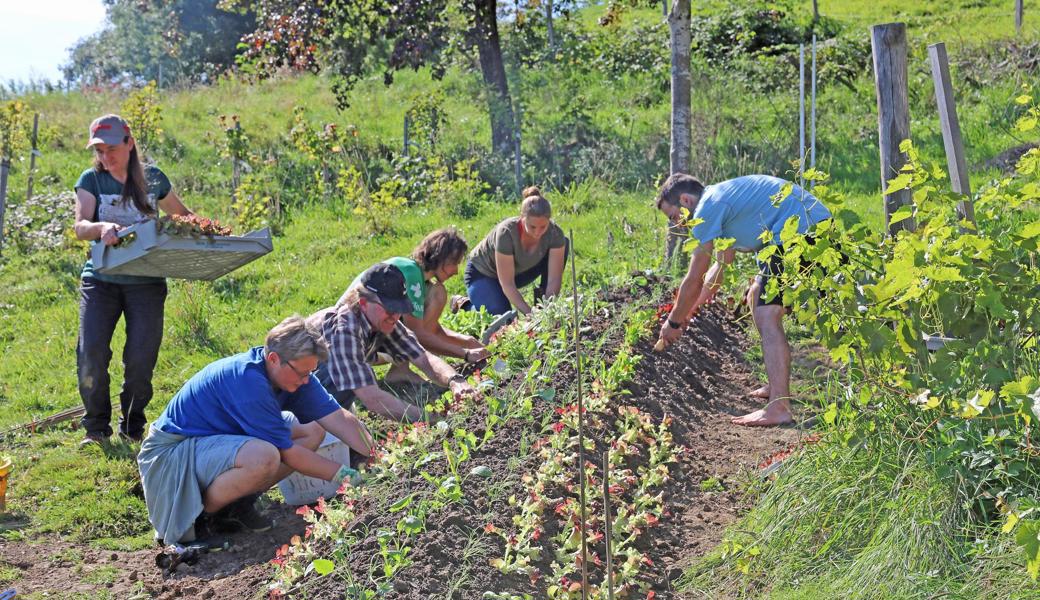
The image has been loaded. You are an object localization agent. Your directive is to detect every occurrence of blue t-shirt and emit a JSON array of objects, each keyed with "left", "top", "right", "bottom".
[
  {"left": 691, "top": 175, "right": 831, "bottom": 252},
  {"left": 153, "top": 347, "right": 341, "bottom": 449}
]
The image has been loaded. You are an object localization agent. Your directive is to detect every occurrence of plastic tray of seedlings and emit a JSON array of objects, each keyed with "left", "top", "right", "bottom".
[{"left": 91, "top": 216, "right": 273, "bottom": 281}]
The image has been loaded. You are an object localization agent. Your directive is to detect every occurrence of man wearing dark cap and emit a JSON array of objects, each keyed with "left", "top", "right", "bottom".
[{"left": 309, "top": 263, "right": 479, "bottom": 422}]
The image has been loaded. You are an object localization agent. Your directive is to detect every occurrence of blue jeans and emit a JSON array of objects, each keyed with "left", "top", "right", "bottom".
[
  {"left": 78, "top": 277, "right": 167, "bottom": 438},
  {"left": 463, "top": 240, "right": 570, "bottom": 315}
]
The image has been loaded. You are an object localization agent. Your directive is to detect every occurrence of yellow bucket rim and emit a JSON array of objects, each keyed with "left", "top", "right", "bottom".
[{"left": 0, "top": 456, "right": 11, "bottom": 476}]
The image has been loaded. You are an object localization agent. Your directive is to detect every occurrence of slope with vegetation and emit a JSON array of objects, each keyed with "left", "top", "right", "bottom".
[{"left": 0, "top": 1, "right": 1038, "bottom": 598}]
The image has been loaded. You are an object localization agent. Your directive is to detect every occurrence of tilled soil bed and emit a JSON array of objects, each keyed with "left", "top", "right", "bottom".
[{"left": 1, "top": 284, "right": 806, "bottom": 599}]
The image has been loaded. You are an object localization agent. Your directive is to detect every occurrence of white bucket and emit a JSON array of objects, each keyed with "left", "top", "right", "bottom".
[{"left": 278, "top": 432, "right": 350, "bottom": 505}]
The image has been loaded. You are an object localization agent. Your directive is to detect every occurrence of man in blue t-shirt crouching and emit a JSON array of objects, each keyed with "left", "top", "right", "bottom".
[
  {"left": 654, "top": 173, "right": 832, "bottom": 427},
  {"left": 137, "top": 315, "right": 374, "bottom": 549}
]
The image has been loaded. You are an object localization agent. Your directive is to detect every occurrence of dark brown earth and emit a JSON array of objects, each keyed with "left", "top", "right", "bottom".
[{"left": 0, "top": 285, "right": 812, "bottom": 599}]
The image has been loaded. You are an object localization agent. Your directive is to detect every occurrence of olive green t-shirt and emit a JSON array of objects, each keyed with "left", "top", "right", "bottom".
[{"left": 468, "top": 217, "right": 567, "bottom": 279}]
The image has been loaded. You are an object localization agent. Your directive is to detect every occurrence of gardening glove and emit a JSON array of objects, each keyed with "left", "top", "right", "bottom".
[{"left": 333, "top": 464, "right": 364, "bottom": 487}]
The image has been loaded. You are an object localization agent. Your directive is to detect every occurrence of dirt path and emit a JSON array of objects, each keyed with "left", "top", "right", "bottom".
[{"left": 0, "top": 296, "right": 809, "bottom": 599}]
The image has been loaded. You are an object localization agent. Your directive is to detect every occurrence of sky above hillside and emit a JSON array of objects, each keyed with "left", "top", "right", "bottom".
[{"left": 0, "top": 0, "right": 106, "bottom": 83}]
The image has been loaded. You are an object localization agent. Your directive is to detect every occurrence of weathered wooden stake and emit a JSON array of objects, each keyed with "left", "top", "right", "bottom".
[
  {"left": 569, "top": 229, "right": 589, "bottom": 600},
  {"left": 928, "top": 42, "right": 977, "bottom": 226},
  {"left": 0, "top": 158, "right": 9, "bottom": 256},
  {"left": 602, "top": 450, "right": 614, "bottom": 600},
  {"left": 231, "top": 120, "right": 242, "bottom": 195},
  {"left": 811, "top": 35, "right": 817, "bottom": 181},
  {"left": 514, "top": 132, "right": 522, "bottom": 197},
  {"left": 870, "top": 22, "right": 915, "bottom": 235},
  {"left": 26, "top": 113, "right": 39, "bottom": 204},
  {"left": 403, "top": 113, "right": 411, "bottom": 157}
]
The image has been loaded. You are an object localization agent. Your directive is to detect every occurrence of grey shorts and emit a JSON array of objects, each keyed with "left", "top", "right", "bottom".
[{"left": 192, "top": 411, "right": 299, "bottom": 489}]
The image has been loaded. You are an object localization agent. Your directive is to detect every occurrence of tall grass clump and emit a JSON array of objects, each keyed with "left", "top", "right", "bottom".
[{"left": 683, "top": 428, "right": 966, "bottom": 599}]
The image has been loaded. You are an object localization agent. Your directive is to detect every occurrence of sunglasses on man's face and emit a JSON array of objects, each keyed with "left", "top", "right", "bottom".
[{"left": 365, "top": 298, "right": 402, "bottom": 319}]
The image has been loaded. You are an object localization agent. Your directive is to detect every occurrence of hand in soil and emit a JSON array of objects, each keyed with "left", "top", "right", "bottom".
[
  {"left": 465, "top": 347, "right": 491, "bottom": 363},
  {"left": 450, "top": 380, "right": 480, "bottom": 402},
  {"left": 748, "top": 384, "right": 770, "bottom": 399},
  {"left": 657, "top": 320, "right": 683, "bottom": 350},
  {"left": 731, "top": 399, "right": 794, "bottom": 427}
]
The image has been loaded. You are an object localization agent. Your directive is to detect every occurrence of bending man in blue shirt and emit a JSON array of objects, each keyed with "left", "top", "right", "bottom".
[
  {"left": 655, "top": 173, "right": 831, "bottom": 427},
  {"left": 138, "top": 315, "right": 374, "bottom": 548}
]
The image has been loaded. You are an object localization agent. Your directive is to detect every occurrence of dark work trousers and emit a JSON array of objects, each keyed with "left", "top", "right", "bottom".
[{"left": 77, "top": 277, "right": 168, "bottom": 438}]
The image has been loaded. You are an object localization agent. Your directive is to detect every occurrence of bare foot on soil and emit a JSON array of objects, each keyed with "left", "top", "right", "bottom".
[
  {"left": 747, "top": 384, "right": 770, "bottom": 399},
  {"left": 384, "top": 363, "right": 427, "bottom": 385},
  {"left": 731, "top": 400, "right": 793, "bottom": 427}
]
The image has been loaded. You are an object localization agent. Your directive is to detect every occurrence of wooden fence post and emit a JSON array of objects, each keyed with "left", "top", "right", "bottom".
[
  {"left": 231, "top": 119, "right": 242, "bottom": 196},
  {"left": 403, "top": 113, "right": 411, "bottom": 157},
  {"left": 928, "top": 42, "right": 977, "bottom": 226},
  {"left": 870, "top": 23, "right": 915, "bottom": 235},
  {"left": 26, "top": 113, "right": 39, "bottom": 205},
  {"left": 0, "top": 158, "right": 9, "bottom": 256}
]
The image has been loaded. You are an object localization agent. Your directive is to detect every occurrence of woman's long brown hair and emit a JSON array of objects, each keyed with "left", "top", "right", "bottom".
[{"left": 93, "top": 138, "right": 154, "bottom": 216}]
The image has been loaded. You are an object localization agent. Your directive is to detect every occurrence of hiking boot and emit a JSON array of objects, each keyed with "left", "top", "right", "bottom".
[
  {"left": 187, "top": 513, "right": 231, "bottom": 552},
  {"left": 118, "top": 431, "right": 144, "bottom": 443},
  {"left": 79, "top": 432, "right": 109, "bottom": 448},
  {"left": 214, "top": 498, "right": 274, "bottom": 533}
]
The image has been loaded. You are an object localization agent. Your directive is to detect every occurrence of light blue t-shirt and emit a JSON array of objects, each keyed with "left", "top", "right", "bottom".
[
  {"left": 154, "top": 347, "right": 341, "bottom": 449},
  {"left": 691, "top": 175, "right": 831, "bottom": 252}
]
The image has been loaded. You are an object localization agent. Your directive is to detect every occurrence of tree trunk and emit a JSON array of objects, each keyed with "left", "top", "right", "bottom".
[
  {"left": 471, "top": 0, "right": 516, "bottom": 153},
  {"left": 666, "top": 0, "right": 692, "bottom": 263},
  {"left": 546, "top": 0, "right": 556, "bottom": 52}
]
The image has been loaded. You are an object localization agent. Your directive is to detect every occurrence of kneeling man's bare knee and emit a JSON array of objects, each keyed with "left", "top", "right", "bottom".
[{"left": 237, "top": 439, "right": 281, "bottom": 478}]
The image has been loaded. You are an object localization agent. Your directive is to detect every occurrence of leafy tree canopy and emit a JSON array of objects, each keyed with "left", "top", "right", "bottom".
[{"left": 63, "top": 0, "right": 255, "bottom": 86}]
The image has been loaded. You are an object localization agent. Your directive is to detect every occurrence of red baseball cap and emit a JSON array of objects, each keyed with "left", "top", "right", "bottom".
[{"left": 86, "top": 114, "right": 132, "bottom": 149}]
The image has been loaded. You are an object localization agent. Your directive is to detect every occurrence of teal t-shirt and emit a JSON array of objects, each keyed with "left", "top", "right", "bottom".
[
  {"left": 74, "top": 165, "right": 172, "bottom": 284},
  {"left": 344, "top": 257, "right": 428, "bottom": 319},
  {"left": 691, "top": 175, "right": 832, "bottom": 252}
]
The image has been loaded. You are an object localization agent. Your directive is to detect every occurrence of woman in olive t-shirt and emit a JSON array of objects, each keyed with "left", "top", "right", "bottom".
[
  {"left": 72, "top": 114, "right": 193, "bottom": 445},
  {"left": 463, "top": 186, "right": 569, "bottom": 315}
]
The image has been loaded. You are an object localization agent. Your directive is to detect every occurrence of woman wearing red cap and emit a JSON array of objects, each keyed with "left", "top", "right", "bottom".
[{"left": 73, "top": 114, "right": 193, "bottom": 446}]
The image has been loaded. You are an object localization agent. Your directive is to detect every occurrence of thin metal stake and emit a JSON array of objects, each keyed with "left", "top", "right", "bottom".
[
  {"left": 602, "top": 450, "right": 614, "bottom": 600},
  {"left": 799, "top": 43, "right": 806, "bottom": 191},
  {"left": 569, "top": 229, "right": 589, "bottom": 600}
]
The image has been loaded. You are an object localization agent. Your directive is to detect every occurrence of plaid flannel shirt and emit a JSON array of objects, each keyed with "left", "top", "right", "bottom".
[{"left": 314, "top": 304, "right": 425, "bottom": 392}]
